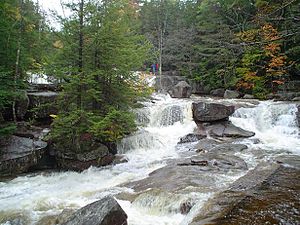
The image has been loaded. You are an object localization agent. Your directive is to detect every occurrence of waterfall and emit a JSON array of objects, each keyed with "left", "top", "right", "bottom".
[
  {"left": 1, "top": 96, "right": 299, "bottom": 225},
  {"left": 230, "top": 101, "right": 300, "bottom": 154}
]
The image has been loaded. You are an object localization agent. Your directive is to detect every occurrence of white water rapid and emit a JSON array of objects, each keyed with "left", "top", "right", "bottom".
[{"left": 0, "top": 95, "right": 299, "bottom": 225}]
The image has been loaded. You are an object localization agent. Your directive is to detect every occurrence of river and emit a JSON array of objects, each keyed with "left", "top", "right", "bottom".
[{"left": 0, "top": 94, "right": 299, "bottom": 225}]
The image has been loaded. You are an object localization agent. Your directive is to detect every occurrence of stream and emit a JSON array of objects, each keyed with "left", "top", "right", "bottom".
[{"left": 0, "top": 94, "right": 299, "bottom": 225}]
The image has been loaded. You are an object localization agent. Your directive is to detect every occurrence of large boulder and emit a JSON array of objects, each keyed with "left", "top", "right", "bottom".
[
  {"left": 63, "top": 196, "right": 127, "bottom": 225},
  {"left": 224, "top": 90, "right": 240, "bottom": 99},
  {"left": 192, "top": 102, "right": 235, "bottom": 123},
  {"left": 27, "top": 91, "right": 59, "bottom": 119},
  {"left": 169, "top": 81, "right": 192, "bottom": 98},
  {"left": 155, "top": 75, "right": 186, "bottom": 92},
  {"left": 210, "top": 88, "right": 225, "bottom": 97},
  {"left": 0, "top": 135, "right": 48, "bottom": 177}
]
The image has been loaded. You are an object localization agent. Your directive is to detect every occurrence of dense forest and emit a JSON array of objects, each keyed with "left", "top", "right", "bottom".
[{"left": 1, "top": 0, "right": 299, "bottom": 146}]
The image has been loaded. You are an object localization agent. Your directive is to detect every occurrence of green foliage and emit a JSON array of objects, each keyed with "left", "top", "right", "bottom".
[{"left": 89, "top": 109, "right": 136, "bottom": 143}]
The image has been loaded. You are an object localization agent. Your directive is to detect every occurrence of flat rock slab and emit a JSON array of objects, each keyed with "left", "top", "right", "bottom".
[
  {"left": 207, "top": 121, "right": 255, "bottom": 138},
  {"left": 62, "top": 196, "right": 127, "bottom": 225},
  {"left": 125, "top": 153, "right": 247, "bottom": 194},
  {"left": 190, "top": 156, "right": 300, "bottom": 225}
]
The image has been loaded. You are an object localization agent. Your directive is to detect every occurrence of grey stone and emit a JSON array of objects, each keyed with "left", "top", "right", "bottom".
[
  {"left": 195, "top": 138, "right": 220, "bottom": 152},
  {"left": 169, "top": 81, "right": 192, "bottom": 98},
  {"left": 224, "top": 90, "right": 240, "bottom": 99},
  {"left": 210, "top": 88, "right": 225, "bottom": 97},
  {"left": 208, "top": 121, "right": 255, "bottom": 138},
  {"left": 192, "top": 102, "right": 235, "bottom": 122},
  {"left": 243, "top": 94, "right": 255, "bottom": 99},
  {"left": 55, "top": 144, "right": 114, "bottom": 171},
  {"left": 63, "top": 196, "right": 127, "bottom": 225},
  {"left": 0, "top": 135, "right": 48, "bottom": 177},
  {"left": 207, "top": 121, "right": 255, "bottom": 138},
  {"left": 155, "top": 75, "right": 187, "bottom": 92}
]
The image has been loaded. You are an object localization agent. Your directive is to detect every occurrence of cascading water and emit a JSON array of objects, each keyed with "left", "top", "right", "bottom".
[
  {"left": 0, "top": 94, "right": 197, "bottom": 225},
  {"left": 231, "top": 101, "right": 300, "bottom": 153},
  {"left": 0, "top": 96, "right": 299, "bottom": 225}
]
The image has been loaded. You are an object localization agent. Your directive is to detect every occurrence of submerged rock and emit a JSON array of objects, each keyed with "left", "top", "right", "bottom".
[
  {"left": 192, "top": 102, "right": 235, "bottom": 122},
  {"left": 63, "top": 196, "right": 127, "bottom": 225},
  {"left": 169, "top": 81, "right": 192, "bottom": 98}
]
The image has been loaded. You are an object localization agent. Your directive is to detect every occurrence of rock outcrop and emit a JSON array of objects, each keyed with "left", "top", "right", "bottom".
[
  {"left": 63, "top": 196, "right": 127, "bottom": 225},
  {"left": 168, "top": 81, "right": 192, "bottom": 98},
  {"left": 0, "top": 127, "right": 49, "bottom": 177},
  {"left": 55, "top": 144, "right": 114, "bottom": 171}
]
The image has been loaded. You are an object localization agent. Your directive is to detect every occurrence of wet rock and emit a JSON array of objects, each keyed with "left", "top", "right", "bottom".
[
  {"left": 113, "top": 154, "right": 129, "bottom": 165},
  {"left": 209, "top": 143, "right": 248, "bottom": 153},
  {"left": 0, "top": 135, "right": 48, "bottom": 177},
  {"left": 169, "top": 81, "right": 192, "bottom": 98},
  {"left": 56, "top": 146, "right": 114, "bottom": 171},
  {"left": 178, "top": 133, "right": 206, "bottom": 144},
  {"left": 243, "top": 94, "right": 255, "bottom": 99},
  {"left": 190, "top": 157, "right": 300, "bottom": 225},
  {"left": 180, "top": 201, "right": 193, "bottom": 214},
  {"left": 63, "top": 196, "right": 127, "bottom": 225},
  {"left": 296, "top": 105, "right": 300, "bottom": 127},
  {"left": 27, "top": 91, "right": 58, "bottom": 119},
  {"left": 195, "top": 139, "right": 220, "bottom": 152},
  {"left": 292, "top": 96, "right": 300, "bottom": 101},
  {"left": 210, "top": 88, "right": 225, "bottom": 97},
  {"left": 208, "top": 121, "right": 255, "bottom": 138},
  {"left": 192, "top": 102, "right": 235, "bottom": 122},
  {"left": 181, "top": 154, "right": 248, "bottom": 171}
]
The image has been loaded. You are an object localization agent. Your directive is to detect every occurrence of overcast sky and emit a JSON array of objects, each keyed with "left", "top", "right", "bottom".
[{"left": 34, "top": 0, "right": 72, "bottom": 29}]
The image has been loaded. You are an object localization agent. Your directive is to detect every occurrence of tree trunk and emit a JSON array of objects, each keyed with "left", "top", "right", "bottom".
[{"left": 13, "top": 0, "right": 24, "bottom": 122}]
